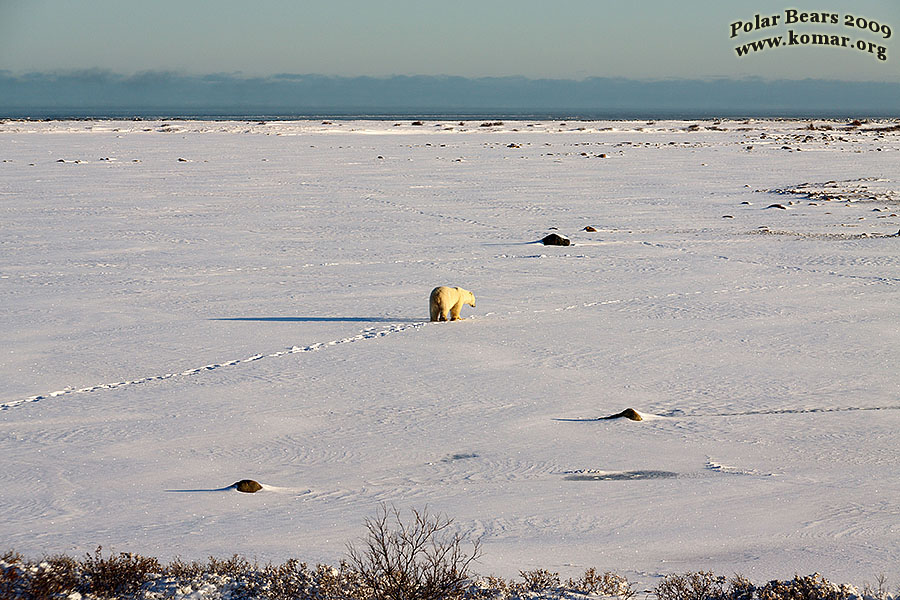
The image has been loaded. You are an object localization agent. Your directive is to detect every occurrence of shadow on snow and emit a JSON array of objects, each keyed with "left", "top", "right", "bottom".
[{"left": 212, "top": 316, "right": 422, "bottom": 323}]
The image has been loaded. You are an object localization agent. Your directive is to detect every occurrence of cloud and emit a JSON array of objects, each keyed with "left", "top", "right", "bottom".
[{"left": 1, "top": 71, "right": 897, "bottom": 117}]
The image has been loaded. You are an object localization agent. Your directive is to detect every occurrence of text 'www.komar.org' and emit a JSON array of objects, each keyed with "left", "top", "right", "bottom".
[{"left": 731, "top": 9, "right": 891, "bottom": 62}]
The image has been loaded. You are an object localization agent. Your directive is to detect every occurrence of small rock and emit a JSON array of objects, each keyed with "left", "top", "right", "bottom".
[
  {"left": 723, "top": 215, "right": 734, "bottom": 219},
  {"left": 583, "top": 226, "right": 598, "bottom": 232},
  {"left": 541, "top": 233, "right": 570, "bottom": 246},
  {"left": 602, "top": 408, "right": 643, "bottom": 421},
  {"left": 766, "top": 204, "right": 787, "bottom": 210},
  {"left": 233, "top": 479, "right": 262, "bottom": 493}
]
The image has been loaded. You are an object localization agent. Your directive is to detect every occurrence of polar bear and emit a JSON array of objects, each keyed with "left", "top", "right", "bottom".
[{"left": 429, "top": 286, "right": 476, "bottom": 321}]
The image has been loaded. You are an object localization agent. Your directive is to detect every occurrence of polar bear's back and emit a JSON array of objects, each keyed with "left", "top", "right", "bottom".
[{"left": 429, "top": 286, "right": 454, "bottom": 302}]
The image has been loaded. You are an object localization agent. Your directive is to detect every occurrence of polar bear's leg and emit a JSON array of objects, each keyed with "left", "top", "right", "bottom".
[{"left": 450, "top": 301, "right": 464, "bottom": 321}]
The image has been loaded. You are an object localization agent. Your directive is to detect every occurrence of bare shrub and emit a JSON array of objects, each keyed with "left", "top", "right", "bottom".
[
  {"left": 346, "top": 504, "right": 481, "bottom": 600},
  {"left": 80, "top": 545, "right": 161, "bottom": 598},
  {"left": 471, "top": 574, "right": 514, "bottom": 599},
  {"left": 567, "top": 567, "right": 636, "bottom": 598},
  {"left": 655, "top": 571, "right": 727, "bottom": 600},
  {"left": 309, "top": 561, "right": 367, "bottom": 600},
  {"left": 726, "top": 575, "right": 756, "bottom": 600},
  {"left": 757, "top": 573, "right": 854, "bottom": 600},
  {"left": 653, "top": 572, "right": 861, "bottom": 600},
  {"left": 0, "top": 554, "right": 25, "bottom": 600},
  {"left": 203, "top": 553, "right": 256, "bottom": 578},
  {"left": 164, "top": 556, "right": 207, "bottom": 580},
  {"left": 863, "top": 575, "right": 890, "bottom": 600},
  {"left": 26, "top": 555, "right": 81, "bottom": 600},
  {"left": 255, "top": 558, "right": 317, "bottom": 600},
  {"left": 519, "top": 568, "right": 560, "bottom": 591}
]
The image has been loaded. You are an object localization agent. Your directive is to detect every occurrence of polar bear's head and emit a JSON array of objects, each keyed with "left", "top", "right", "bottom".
[{"left": 459, "top": 288, "right": 476, "bottom": 308}]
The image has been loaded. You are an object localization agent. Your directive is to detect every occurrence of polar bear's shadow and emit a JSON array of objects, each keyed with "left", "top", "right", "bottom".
[{"left": 214, "top": 316, "right": 422, "bottom": 323}]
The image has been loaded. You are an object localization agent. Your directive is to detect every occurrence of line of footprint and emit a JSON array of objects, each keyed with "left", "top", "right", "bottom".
[
  {"left": 0, "top": 322, "right": 425, "bottom": 410},
  {"left": 0, "top": 280, "right": 840, "bottom": 411}
]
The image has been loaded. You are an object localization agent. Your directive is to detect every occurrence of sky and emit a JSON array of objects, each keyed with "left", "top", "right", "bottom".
[{"left": 1, "top": 0, "right": 898, "bottom": 82}]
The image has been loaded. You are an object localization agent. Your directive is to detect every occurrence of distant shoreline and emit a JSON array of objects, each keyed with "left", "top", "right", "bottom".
[
  {"left": 3, "top": 110, "right": 899, "bottom": 121},
  {"left": 3, "top": 74, "right": 899, "bottom": 120}
]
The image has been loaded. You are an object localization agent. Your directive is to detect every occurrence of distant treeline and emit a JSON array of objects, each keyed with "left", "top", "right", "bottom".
[{"left": 1, "top": 70, "right": 899, "bottom": 118}]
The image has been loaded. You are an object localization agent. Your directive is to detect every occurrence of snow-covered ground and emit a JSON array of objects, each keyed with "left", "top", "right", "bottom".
[{"left": 1, "top": 118, "right": 898, "bottom": 587}]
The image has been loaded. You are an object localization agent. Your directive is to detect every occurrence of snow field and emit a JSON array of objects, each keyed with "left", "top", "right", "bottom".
[{"left": 1, "top": 118, "right": 898, "bottom": 584}]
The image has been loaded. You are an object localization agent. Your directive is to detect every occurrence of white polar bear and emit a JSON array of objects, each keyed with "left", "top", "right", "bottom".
[{"left": 429, "top": 286, "right": 476, "bottom": 321}]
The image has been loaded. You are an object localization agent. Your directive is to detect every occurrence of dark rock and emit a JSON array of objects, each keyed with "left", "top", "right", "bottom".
[
  {"left": 583, "top": 226, "right": 598, "bottom": 232},
  {"left": 541, "top": 233, "right": 570, "bottom": 246},
  {"left": 566, "top": 469, "right": 674, "bottom": 481},
  {"left": 602, "top": 408, "right": 643, "bottom": 421},
  {"left": 233, "top": 479, "right": 262, "bottom": 493},
  {"left": 766, "top": 204, "right": 787, "bottom": 210}
]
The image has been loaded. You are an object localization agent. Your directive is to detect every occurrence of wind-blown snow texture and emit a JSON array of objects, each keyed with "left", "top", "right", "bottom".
[{"left": 1, "top": 118, "right": 898, "bottom": 585}]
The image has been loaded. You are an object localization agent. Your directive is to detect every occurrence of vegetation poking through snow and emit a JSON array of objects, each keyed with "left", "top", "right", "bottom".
[
  {"left": 345, "top": 505, "right": 480, "bottom": 600},
  {"left": 3, "top": 553, "right": 896, "bottom": 600},
  {"left": 0, "top": 508, "right": 896, "bottom": 600}
]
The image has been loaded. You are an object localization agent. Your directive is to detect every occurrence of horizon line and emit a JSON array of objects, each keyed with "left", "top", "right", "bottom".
[{"left": 2, "top": 69, "right": 898, "bottom": 85}]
